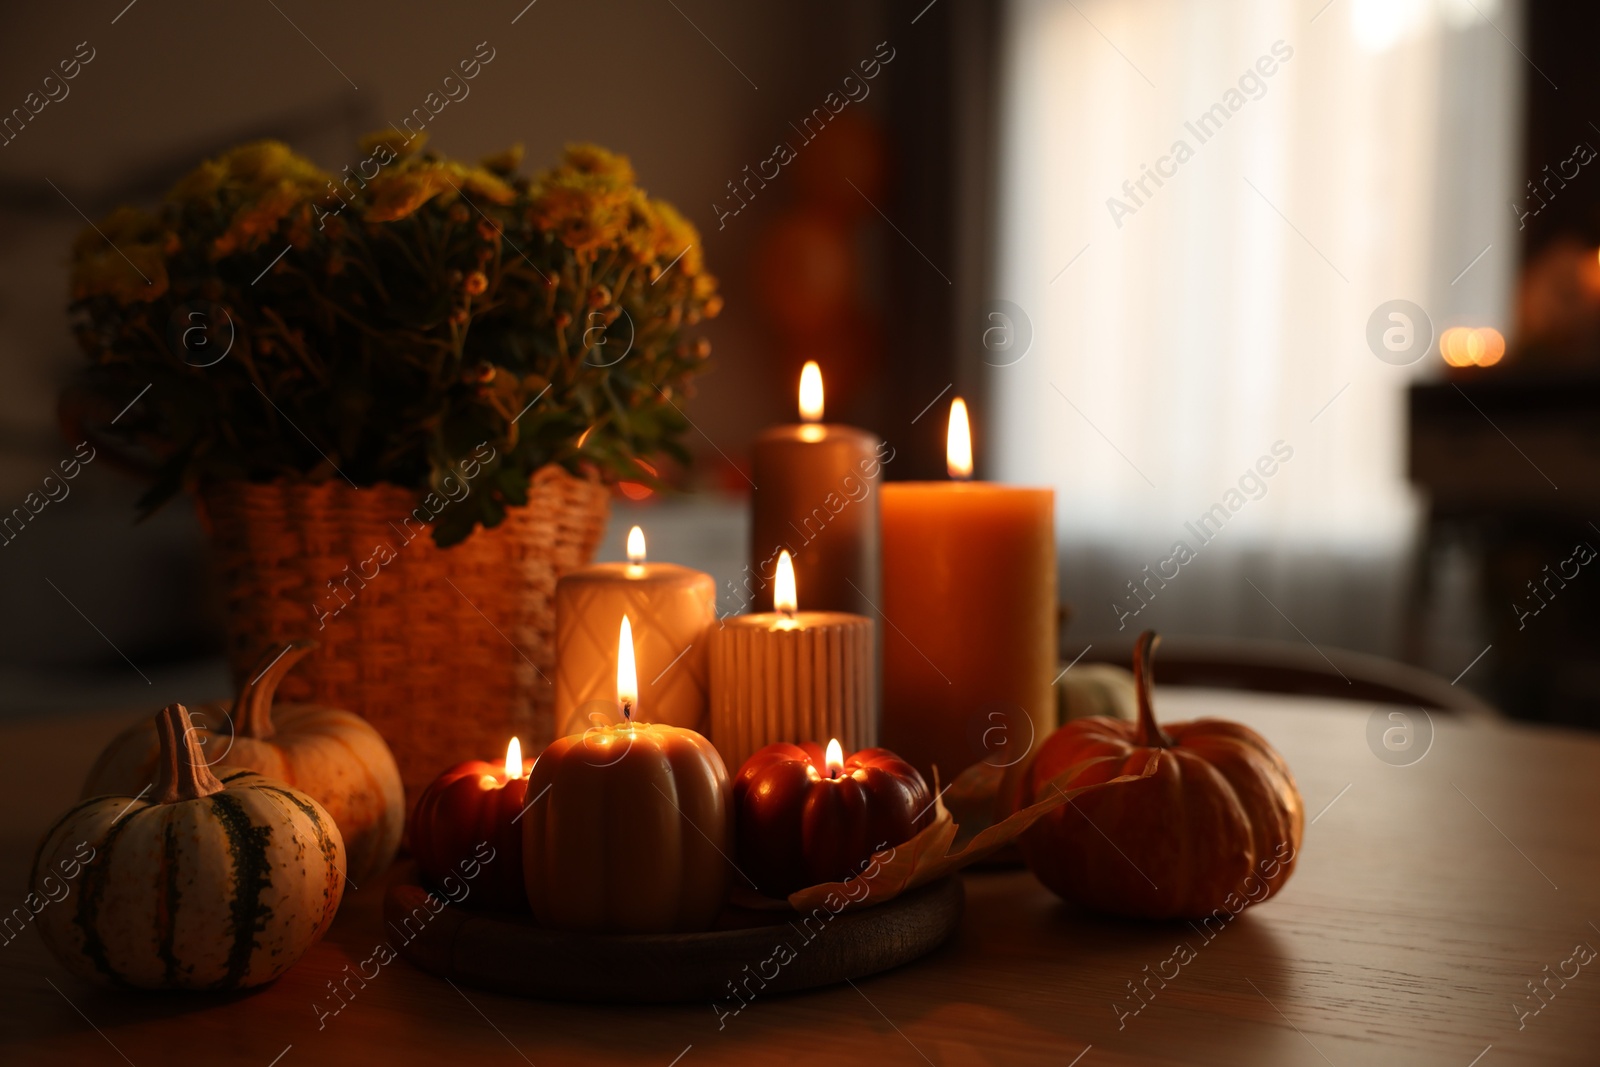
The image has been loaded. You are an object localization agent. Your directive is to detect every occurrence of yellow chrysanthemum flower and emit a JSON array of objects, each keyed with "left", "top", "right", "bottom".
[
  {"left": 71, "top": 205, "right": 170, "bottom": 302},
  {"left": 71, "top": 239, "right": 168, "bottom": 303},
  {"left": 211, "top": 180, "right": 307, "bottom": 259},
  {"left": 359, "top": 128, "right": 427, "bottom": 162},
  {"left": 218, "top": 140, "right": 325, "bottom": 189},
  {"left": 562, "top": 143, "right": 636, "bottom": 186},
  {"left": 362, "top": 162, "right": 514, "bottom": 224},
  {"left": 166, "top": 159, "right": 228, "bottom": 205},
  {"left": 480, "top": 143, "right": 524, "bottom": 177},
  {"left": 364, "top": 167, "right": 451, "bottom": 223},
  {"left": 528, "top": 173, "right": 633, "bottom": 256},
  {"left": 452, "top": 164, "right": 516, "bottom": 207},
  {"left": 649, "top": 200, "right": 702, "bottom": 275},
  {"left": 72, "top": 206, "right": 161, "bottom": 258}
]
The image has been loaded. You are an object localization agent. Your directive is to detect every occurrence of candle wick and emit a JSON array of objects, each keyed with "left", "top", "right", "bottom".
[{"left": 621, "top": 698, "right": 633, "bottom": 722}]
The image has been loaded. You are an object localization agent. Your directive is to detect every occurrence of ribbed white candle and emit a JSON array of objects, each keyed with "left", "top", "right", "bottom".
[{"left": 708, "top": 611, "right": 874, "bottom": 774}]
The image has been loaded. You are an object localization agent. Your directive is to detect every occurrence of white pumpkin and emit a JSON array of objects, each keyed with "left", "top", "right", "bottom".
[
  {"left": 35, "top": 704, "right": 344, "bottom": 989},
  {"left": 84, "top": 641, "right": 403, "bottom": 883}
]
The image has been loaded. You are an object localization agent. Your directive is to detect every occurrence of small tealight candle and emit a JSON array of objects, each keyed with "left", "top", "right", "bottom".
[
  {"left": 409, "top": 737, "right": 531, "bottom": 909},
  {"left": 708, "top": 552, "right": 875, "bottom": 772}
]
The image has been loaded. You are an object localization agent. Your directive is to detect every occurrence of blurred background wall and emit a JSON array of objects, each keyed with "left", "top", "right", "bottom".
[{"left": 3, "top": 0, "right": 1598, "bottom": 728}]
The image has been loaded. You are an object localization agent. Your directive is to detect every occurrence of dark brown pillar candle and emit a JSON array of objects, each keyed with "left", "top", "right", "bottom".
[{"left": 747, "top": 362, "right": 888, "bottom": 625}]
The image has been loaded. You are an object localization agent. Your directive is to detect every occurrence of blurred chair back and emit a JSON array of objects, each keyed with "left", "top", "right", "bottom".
[{"left": 1084, "top": 636, "right": 1498, "bottom": 719}]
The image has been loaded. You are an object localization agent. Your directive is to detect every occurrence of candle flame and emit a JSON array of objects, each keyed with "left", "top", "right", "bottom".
[
  {"left": 825, "top": 738, "right": 844, "bottom": 779},
  {"left": 626, "top": 525, "right": 647, "bottom": 565},
  {"left": 617, "top": 615, "right": 638, "bottom": 721},
  {"left": 799, "top": 361, "right": 824, "bottom": 422},
  {"left": 505, "top": 736, "right": 523, "bottom": 778},
  {"left": 775, "top": 550, "right": 798, "bottom": 616},
  {"left": 947, "top": 397, "right": 973, "bottom": 480}
]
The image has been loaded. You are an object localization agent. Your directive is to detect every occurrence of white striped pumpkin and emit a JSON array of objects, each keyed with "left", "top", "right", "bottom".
[
  {"left": 84, "top": 641, "right": 403, "bottom": 883},
  {"left": 35, "top": 704, "right": 345, "bottom": 989}
]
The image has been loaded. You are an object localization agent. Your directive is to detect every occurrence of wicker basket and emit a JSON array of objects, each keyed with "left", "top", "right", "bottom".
[{"left": 199, "top": 465, "right": 610, "bottom": 800}]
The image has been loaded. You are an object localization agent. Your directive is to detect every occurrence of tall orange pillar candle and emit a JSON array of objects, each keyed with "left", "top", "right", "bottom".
[
  {"left": 554, "top": 526, "right": 716, "bottom": 736},
  {"left": 748, "top": 361, "right": 890, "bottom": 617},
  {"left": 879, "top": 398, "right": 1056, "bottom": 782}
]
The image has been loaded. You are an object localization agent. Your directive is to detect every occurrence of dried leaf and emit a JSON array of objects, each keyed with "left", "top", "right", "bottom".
[
  {"left": 945, "top": 759, "right": 1007, "bottom": 832},
  {"left": 748, "top": 753, "right": 1162, "bottom": 915}
]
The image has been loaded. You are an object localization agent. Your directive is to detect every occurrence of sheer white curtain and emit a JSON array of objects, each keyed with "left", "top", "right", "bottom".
[{"left": 990, "top": 0, "right": 1520, "bottom": 654}]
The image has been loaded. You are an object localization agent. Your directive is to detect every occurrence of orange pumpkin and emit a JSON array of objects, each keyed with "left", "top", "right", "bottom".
[
  {"left": 1002, "top": 632, "right": 1304, "bottom": 919},
  {"left": 84, "top": 642, "right": 404, "bottom": 884}
]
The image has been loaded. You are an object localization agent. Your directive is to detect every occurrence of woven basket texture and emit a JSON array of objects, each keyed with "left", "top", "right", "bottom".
[{"left": 200, "top": 465, "right": 609, "bottom": 799}]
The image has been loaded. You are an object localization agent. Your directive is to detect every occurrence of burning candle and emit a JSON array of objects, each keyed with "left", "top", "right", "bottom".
[
  {"left": 731, "top": 737, "right": 932, "bottom": 897},
  {"left": 748, "top": 361, "right": 890, "bottom": 619},
  {"left": 522, "top": 616, "right": 733, "bottom": 933},
  {"left": 708, "top": 551, "right": 875, "bottom": 772},
  {"left": 879, "top": 397, "right": 1057, "bottom": 782},
  {"left": 408, "top": 736, "right": 530, "bottom": 909},
  {"left": 554, "top": 525, "right": 716, "bottom": 735}
]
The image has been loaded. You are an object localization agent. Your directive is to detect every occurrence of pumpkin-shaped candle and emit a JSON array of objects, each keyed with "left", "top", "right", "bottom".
[
  {"left": 523, "top": 615, "right": 733, "bottom": 933},
  {"left": 409, "top": 737, "right": 531, "bottom": 910},
  {"left": 734, "top": 738, "right": 932, "bottom": 897}
]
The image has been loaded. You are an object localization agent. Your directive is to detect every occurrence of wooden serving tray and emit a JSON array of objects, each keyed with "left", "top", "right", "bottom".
[{"left": 384, "top": 866, "right": 963, "bottom": 1003}]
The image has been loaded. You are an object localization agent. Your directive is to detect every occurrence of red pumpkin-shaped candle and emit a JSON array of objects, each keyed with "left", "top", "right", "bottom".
[
  {"left": 409, "top": 738, "right": 529, "bottom": 910},
  {"left": 734, "top": 739, "right": 932, "bottom": 898},
  {"left": 1002, "top": 631, "right": 1304, "bottom": 920}
]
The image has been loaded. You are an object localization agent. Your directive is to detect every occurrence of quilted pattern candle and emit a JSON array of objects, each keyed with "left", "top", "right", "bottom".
[{"left": 554, "top": 527, "right": 716, "bottom": 736}]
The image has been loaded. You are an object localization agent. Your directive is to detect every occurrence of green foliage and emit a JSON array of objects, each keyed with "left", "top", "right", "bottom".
[{"left": 68, "top": 137, "right": 719, "bottom": 545}]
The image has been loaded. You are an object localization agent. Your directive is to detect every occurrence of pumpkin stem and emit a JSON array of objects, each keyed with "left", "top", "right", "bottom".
[
  {"left": 233, "top": 640, "right": 317, "bottom": 741},
  {"left": 154, "top": 703, "right": 227, "bottom": 804},
  {"left": 1131, "top": 631, "right": 1171, "bottom": 749}
]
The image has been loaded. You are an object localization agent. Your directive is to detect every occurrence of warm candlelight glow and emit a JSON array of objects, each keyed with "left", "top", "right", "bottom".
[
  {"left": 617, "top": 615, "right": 638, "bottom": 720},
  {"left": 825, "top": 737, "right": 844, "bottom": 779},
  {"left": 504, "top": 736, "right": 524, "bottom": 779},
  {"left": 1475, "top": 327, "right": 1506, "bottom": 366},
  {"left": 774, "top": 550, "right": 798, "bottom": 617},
  {"left": 626, "top": 525, "right": 647, "bottom": 565},
  {"left": 947, "top": 397, "right": 973, "bottom": 480},
  {"left": 1441, "top": 325, "right": 1507, "bottom": 368},
  {"left": 799, "top": 361, "right": 824, "bottom": 423}
]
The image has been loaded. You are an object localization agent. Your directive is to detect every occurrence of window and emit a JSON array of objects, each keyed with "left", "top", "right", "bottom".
[{"left": 990, "top": 0, "right": 1520, "bottom": 651}]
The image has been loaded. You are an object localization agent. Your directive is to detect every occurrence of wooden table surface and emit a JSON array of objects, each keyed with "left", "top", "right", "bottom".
[{"left": 3, "top": 690, "right": 1597, "bottom": 1066}]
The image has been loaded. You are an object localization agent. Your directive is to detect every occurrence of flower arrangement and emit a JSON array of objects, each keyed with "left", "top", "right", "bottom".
[{"left": 68, "top": 134, "right": 720, "bottom": 545}]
